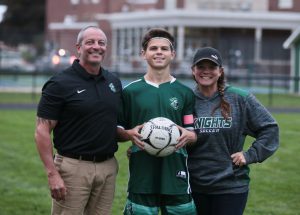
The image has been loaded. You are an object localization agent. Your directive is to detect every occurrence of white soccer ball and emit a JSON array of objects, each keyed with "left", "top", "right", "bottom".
[{"left": 140, "top": 117, "right": 180, "bottom": 157}]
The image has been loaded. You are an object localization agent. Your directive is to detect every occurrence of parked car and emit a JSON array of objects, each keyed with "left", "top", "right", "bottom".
[
  {"left": 35, "top": 49, "right": 76, "bottom": 72},
  {"left": 0, "top": 50, "right": 35, "bottom": 72}
]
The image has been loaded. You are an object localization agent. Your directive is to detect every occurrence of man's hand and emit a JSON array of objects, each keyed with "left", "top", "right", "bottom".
[
  {"left": 126, "top": 124, "right": 145, "bottom": 149},
  {"left": 48, "top": 172, "right": 67, "bottom": 201}
]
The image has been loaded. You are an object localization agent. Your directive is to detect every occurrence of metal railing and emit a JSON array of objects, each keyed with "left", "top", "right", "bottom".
[{"left": 0, "top": 69, "right": 299, "bottom": 106}]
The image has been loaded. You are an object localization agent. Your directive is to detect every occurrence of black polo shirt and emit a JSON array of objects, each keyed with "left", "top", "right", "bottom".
[{"left": 37, "top": 60, "right": 122, "bottom": 155}]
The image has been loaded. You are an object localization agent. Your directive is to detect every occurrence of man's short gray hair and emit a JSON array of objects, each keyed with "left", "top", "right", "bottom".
[{"left": 76, "top": 26, "right": 106, "bottom": 45}]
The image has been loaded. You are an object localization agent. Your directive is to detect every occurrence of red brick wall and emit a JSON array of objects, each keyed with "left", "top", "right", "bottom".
[
  {"left": 269, "top": 0, "right": 300, "bottom": 12},
  {"left": 177, "top": 0, "right": 184, "bottom": 8},
  {"left": 46, "top": 0, "right": 181, "bottom": 66}
]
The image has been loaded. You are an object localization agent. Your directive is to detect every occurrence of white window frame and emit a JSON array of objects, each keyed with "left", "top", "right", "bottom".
[
  {"left": 70, "top": 0, "right": 80, "bottom": 5},
  {"left": 126, "top": 0, "right": 158, "bottom": 4},
  {"left": 278, "top": 0, "right": 293, "bottom": 9}
]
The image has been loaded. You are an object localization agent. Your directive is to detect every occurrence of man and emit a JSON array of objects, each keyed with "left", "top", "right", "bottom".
[
  {"left": 118, "top": 28, "right": 197, "bottom": 215},
  {"left": 34, "top": 26, "right": 122, "bottom": 215}
]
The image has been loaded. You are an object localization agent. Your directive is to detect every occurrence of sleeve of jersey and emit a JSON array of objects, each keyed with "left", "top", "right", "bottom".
[
  {"left": 243, "top": 94, "right": 279, "bottom": 164},
  {"left": 182, "top": 91, "right": 195, "bottom": 130},
  {"left": 37, "top": 79, "right": 64, "bottom": 120},
  {"left": 117, "top": 89, "right": 129, "bottom": 130}
]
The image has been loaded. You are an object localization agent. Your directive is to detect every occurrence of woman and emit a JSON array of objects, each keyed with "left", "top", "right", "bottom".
[{"left": 188, "top": 47, "right": 279, "bottom": 215}]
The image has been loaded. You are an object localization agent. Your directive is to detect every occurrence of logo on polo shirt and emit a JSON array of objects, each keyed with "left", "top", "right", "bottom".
[
  {"left": 109, "top": 83, "right": 116, "bottom": 93},
  {"left": 77, "top": 89, "right": 86, "bottom": 94}
]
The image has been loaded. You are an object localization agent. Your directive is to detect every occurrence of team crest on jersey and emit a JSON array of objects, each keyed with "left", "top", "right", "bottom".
[
  {"left": 109, "top": 83, "right": 116, "bottom": 93},
  {"left": 170, "top": 97, "right": 179, "bottom": 110}
]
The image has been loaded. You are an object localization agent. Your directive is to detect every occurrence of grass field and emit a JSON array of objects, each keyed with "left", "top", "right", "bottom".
[
  {"left": 0, "top": 92, "right": 300, "bottom": 110},
  {"left": 0, "top": 93, "right": 300, "bottom": 215},
  {"left": 1, "top": 91, "right": 300, "bottom": 109}
]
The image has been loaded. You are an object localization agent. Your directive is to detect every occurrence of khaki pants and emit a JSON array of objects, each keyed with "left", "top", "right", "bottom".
[{"left": 52, "top": 154, "right": 118, "bottom": 215}]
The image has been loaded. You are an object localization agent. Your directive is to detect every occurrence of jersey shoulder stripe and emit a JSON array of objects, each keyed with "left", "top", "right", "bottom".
[
  {"left": 123, "top": 78, "right": 143, "bottom": 89},
  {"left": 226, "top": 86, "right": 249, "bottom": 97}
]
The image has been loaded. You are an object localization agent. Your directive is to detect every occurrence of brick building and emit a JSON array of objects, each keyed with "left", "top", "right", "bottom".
[{"left": 46, "top": 0, "right": 300, "bottom": 76}]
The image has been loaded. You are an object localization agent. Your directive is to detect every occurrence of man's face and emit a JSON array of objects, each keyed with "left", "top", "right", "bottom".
[
  {"left": 77, "top": 28, "right": 107, "bottom": 66},
  {"left": 142, "top": 38, "right": 175, "bottom": 70}
]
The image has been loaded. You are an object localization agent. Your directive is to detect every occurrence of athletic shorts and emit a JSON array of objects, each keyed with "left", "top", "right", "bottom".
[{"left": 123, "top": 193, "right": 197, "bottom": 215}]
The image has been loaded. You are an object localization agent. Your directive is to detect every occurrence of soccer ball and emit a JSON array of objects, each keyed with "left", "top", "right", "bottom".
[{"left": 140, "top": 117, "right": 180, "bottom": 157}]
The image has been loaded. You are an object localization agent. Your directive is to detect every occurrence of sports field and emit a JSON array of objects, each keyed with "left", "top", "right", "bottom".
[{"left": 0, "top": 93, "right": 299, "bottom": 215}]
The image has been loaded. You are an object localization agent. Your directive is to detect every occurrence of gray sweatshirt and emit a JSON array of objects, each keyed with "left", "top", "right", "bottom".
[{"left": 188, "top": 85, "right": 279, "bottom": 194}]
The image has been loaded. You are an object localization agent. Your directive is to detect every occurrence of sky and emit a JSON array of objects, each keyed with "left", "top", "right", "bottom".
[{"left": 0, "top": 5, "right": 7, "bottom": 23}]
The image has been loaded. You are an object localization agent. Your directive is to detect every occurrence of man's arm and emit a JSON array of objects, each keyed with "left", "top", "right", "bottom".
[
  {"left": 117, "top": 125, "right": 145, "bottom": 149},
  {"left": 116, "top": 127, "right": 131, "bottom": 142},
  {"left": 34, "top": 117, "right": 66, "bottom": 201}
]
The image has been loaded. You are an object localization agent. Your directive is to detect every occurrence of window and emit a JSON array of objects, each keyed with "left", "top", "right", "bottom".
[
  {"left": 91, "top": 0, "right": 100, "bottom": 4},
  {"left": 0, "top": 5, "right": 7, "bottom": 22},
  {"left": 71, "top": 0, "right": 100, "bottom": 4},
  {"left": 126, "top": 0, "right": 158, "bottom": 4},
  {"left": 70, "top": 0, "right": 80, "bottom": 5},
  {"left": 278, "top": 0, "right": 293, "bottom": 9}
]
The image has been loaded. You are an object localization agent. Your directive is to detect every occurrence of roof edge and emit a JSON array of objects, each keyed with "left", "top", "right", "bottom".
[{"left": 283, "top": 26, "right": 300, "bottom": 49}]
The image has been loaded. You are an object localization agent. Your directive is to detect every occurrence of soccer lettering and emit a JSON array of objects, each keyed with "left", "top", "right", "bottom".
[
  {"left": 194, "top": 117, "right": 232, "bottom": 130},
  {"left": 150, "top": 125, "right": 173, "bottom": 133}
]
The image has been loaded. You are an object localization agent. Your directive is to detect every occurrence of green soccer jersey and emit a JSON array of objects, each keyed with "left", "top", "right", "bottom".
[{"left": 119, "top": 77, "right": 195, "bottom": 194}]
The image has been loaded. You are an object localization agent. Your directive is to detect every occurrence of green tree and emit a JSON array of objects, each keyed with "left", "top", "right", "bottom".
[{"left": 0, "top": 0, "right": 45, "bottom": 46}]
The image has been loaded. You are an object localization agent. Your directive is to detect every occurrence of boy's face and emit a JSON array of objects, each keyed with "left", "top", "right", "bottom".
[{"left": 141, "top": 38, "right": 175, "bottom": 70}]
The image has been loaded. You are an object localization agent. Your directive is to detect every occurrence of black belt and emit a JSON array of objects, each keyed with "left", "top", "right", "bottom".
[{"left": 58, "top": 152, "right": 114, "bottom": 163}]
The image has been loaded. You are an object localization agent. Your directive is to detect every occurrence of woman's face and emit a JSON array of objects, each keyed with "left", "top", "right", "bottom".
[{"left": 192, "top": 60, "right": 223, "bottom": 89}]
